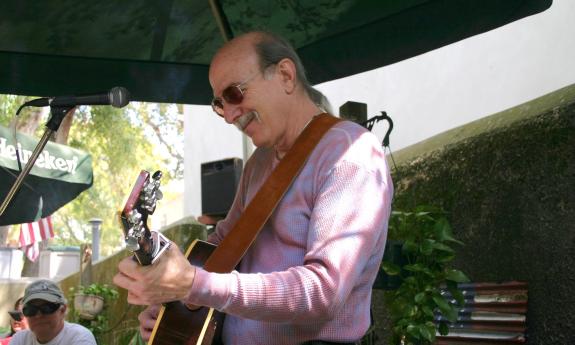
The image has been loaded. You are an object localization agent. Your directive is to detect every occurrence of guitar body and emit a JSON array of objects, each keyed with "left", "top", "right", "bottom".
[{"left": 149, "top": 240, "right": 224, "bottom": 345}]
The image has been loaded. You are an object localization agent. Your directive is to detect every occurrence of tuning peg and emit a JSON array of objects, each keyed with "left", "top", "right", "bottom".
[
  {"left": 152, "top": 170, "right": 163, "bottom": 180},
  {"left": 125, "top": 236, "right": 140, "bottom": 251},
  {"left": 128, "top": 210, "right": 142, "bottom": 224}
]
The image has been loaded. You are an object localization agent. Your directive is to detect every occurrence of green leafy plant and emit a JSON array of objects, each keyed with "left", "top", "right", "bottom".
[
  {"left": 68, "top": 283, "right": 119, "bottom": 345},
  {"left": 0, "top": 325, "right": 10, "bottom": 336},
  {"left": 382, "top": 206, "right": 470, "bottom": 345},
  {"left": 127, "top": 331, "right": 147, "bottom": 345},
  {"left": 73, "top": 283, "right": 119, "bottom": 301}
]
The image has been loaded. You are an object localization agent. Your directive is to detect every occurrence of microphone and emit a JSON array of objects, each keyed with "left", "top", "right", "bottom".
[{"left": 24, "top": 87, "right": 130, "bottom": 109}]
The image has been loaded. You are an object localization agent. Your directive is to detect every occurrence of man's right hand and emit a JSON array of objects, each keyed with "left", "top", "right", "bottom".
[{"left": 138, "top": 305, "right": 160, "bottom": 341}]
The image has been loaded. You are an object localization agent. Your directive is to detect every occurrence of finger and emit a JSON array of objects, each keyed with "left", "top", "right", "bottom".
[
  {"left": 138, "top": 306, "right": 159, "bottom": 329},
  {"left": 127, "top": 291, "right": 148, "bottom": 306},
  {"left": 112, "top": 271, "right": 135, "bottom": 291},
  {"left": 115, "top": 273, "right": 164, "bottom": 305},
  {"left": 117, "top": 255, "right": 141, "bottom": 276},
  {"left": 140, "top": 324, "right": 152, "bottom": 342},
  {"left": 148, "top": 304, "right": 161, "bottom": 317}
]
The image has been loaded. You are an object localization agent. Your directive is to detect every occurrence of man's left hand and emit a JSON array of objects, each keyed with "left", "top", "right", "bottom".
[{"left": 113, "top": 243, "right": 196, "bottom": 305}]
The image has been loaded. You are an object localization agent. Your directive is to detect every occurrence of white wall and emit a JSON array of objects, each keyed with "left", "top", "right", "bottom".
[
  {"left": 38, "top": 250, "right": 80, "bottom": 280},
  {"left": 183, "top": 0, "right": 575, "bottom": 218},
  {"left": 316, "top": 0, "right": 575, "bottom": 151},
  {"left": 183, "top": 108, "right": 244, "bottom": 218},
  {"left": 0, "top": 248, "right": 23, "bottom": 279}
]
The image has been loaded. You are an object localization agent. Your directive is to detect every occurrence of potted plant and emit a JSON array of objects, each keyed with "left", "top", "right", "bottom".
[
  {"left": 68, "top": 283, "right": 119, "bottom": 345},
  {"left": 381, "top": 206, "right": 470, "bottom": 345},
  {"left": 70, "top": 283, "right": 119, "bottom": 320}
]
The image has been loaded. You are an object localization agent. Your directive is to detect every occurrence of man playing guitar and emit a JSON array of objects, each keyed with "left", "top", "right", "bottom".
[{"left": 113, "top": 31, "right": 393, "bottom": 345}]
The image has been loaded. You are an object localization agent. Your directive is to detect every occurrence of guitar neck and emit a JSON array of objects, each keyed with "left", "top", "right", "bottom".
[
  {"left": 120, "top": 213, "right": 154, "bottom": 265},
  {"left": 120, "top": 170, "right": 167, "bottom": 266}
]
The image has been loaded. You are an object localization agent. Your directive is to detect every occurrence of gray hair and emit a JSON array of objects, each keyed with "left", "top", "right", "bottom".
[{"left": 254, "top": 32, "right": 333, "bottom": 114}]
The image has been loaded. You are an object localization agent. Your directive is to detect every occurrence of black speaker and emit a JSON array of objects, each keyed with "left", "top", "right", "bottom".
[
  {"left": 201, "top": 157, "right": 243, "bottom": 217},
  {"left": 339, "top": 101, "right": 367, "bottom": 124}
]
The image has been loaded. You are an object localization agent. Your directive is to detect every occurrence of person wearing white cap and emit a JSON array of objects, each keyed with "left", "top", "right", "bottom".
[{"left": 9, "top": 279, "right": 96, "bottom": 345}]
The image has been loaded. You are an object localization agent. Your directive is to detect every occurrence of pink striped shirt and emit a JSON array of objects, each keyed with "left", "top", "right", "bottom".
[{"left": 187, "top": 120, "right": 393, "bottom": 344}]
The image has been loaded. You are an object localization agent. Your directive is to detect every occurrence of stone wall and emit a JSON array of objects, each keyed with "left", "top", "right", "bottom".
[{"left": 372, "top": 84, "right": 575, "bottom": 344}]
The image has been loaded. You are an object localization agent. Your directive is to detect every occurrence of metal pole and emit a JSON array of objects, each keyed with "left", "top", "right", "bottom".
[
  {"left": 207, "top": 0, "right": 253, "bottom": 162},
  {"left": 0, "top": 129, "right": 53, "bottom": 216},
  {"left": 0, "top": 106, "right": 74, "bottom": 217},
  {"left": 88, "top": 218, "right": 102, "bottom": 262}
]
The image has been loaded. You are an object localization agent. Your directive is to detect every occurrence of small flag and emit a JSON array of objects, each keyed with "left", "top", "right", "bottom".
[
  {"left": 19, "top": 216, "right": 54, "bottom": 262},
  {"left": 24, "top": 241, "right": 40, "bottom": 262}
]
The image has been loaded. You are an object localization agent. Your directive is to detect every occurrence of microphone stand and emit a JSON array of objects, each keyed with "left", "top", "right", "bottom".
[
  {"left": 362, "top": 111, "right": 394, "bottom": 148},
  {"left": 0, "top": 106, "right": 75, "bottom": 218}
]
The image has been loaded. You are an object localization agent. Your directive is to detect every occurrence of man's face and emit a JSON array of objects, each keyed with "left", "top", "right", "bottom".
[
  {"left": 209, "top": 42, "right": 284, "bottom": 148},
  {"left": 24, "top": 299, "right": 66, "bottom": 342}
]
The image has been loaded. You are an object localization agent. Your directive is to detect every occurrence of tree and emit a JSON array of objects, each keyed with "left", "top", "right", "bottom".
[
  {"left": 0, "top": 95, "right": 46, "bottom": 249},
  {"left": 0, "top": 94, "right": 183, "bottom": 258}
]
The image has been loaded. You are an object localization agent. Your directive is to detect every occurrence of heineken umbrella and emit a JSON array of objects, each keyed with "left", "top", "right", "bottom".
[
  {"left": 0, "top": 0, "right": 552, "bottom": 105},
  {"left": 0, "top": 124, "right": 93, "bottom": 226}
]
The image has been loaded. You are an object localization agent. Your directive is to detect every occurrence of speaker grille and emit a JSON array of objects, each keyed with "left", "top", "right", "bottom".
[{"left": 201, "top": 158, "right": 243, "bottom": 217}]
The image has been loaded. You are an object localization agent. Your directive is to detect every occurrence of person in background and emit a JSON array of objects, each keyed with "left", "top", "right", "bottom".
[
  {"left": 0, "top": 297, "right": 29, "bottom": 345},
  {"left": 9, "top": 279, "right": 97, "bottom": 345},
  {"left": 114, "top": 31, "right": 393, "bottom": 345}
]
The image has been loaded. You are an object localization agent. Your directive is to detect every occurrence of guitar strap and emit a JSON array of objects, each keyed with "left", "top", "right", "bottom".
[{"left": 202, "top": 113, "right": 341, "bottom": 273}]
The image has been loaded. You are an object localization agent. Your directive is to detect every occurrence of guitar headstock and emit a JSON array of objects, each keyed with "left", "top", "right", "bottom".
[{"left": 120, "top": 170, "right": 164, "bottom": 265}]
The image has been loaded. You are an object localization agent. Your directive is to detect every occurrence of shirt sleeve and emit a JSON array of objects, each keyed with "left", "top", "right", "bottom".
[{"left": 186, "top": 153, "right": 392, "bottom": 322}]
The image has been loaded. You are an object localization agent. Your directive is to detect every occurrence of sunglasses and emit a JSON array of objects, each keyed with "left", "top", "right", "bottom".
[
  {"left": 22, "top": 302, "right": 61, "bottom": 317},
  {"left": 211, "top": 72, "right": 260, "bottom": 117},
  {"left": 8, "top": 310, "right": 23, "bottom": 322}
]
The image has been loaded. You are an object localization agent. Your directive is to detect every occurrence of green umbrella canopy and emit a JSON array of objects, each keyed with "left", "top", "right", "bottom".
[
  {"left": 0, "top": 125, "right": 93, "bottom": 225},
  {"left": 0, "top": 0, "right": 552, "bottom": 105}
]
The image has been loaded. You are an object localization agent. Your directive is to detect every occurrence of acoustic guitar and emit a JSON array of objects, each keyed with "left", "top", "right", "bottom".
[{"left": 119, "top": 170, "right": 223, "bottom": 345}]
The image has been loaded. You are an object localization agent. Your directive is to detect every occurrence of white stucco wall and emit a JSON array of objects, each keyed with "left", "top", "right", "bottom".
[
  {"left": 317, "top": 0, "right": 575, "bottom": 152},
  {"left": 183, "top": 108, "right": 244, "bottom": 218}
]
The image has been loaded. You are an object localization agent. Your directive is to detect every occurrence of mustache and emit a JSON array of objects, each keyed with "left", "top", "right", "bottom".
[{"left": 233, "top": 111, "right": 259, "bottom": 131}]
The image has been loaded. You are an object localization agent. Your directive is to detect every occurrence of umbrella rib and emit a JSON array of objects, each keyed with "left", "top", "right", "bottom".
[
  {"left": 150, "top": 0, "right": 175, "bottom": 60},
  {"left": 208, "top": 0, "right": 234, "bottom": 41},
  {"left": 0, "top": 165, "right": 42, "bottom": 194}
]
